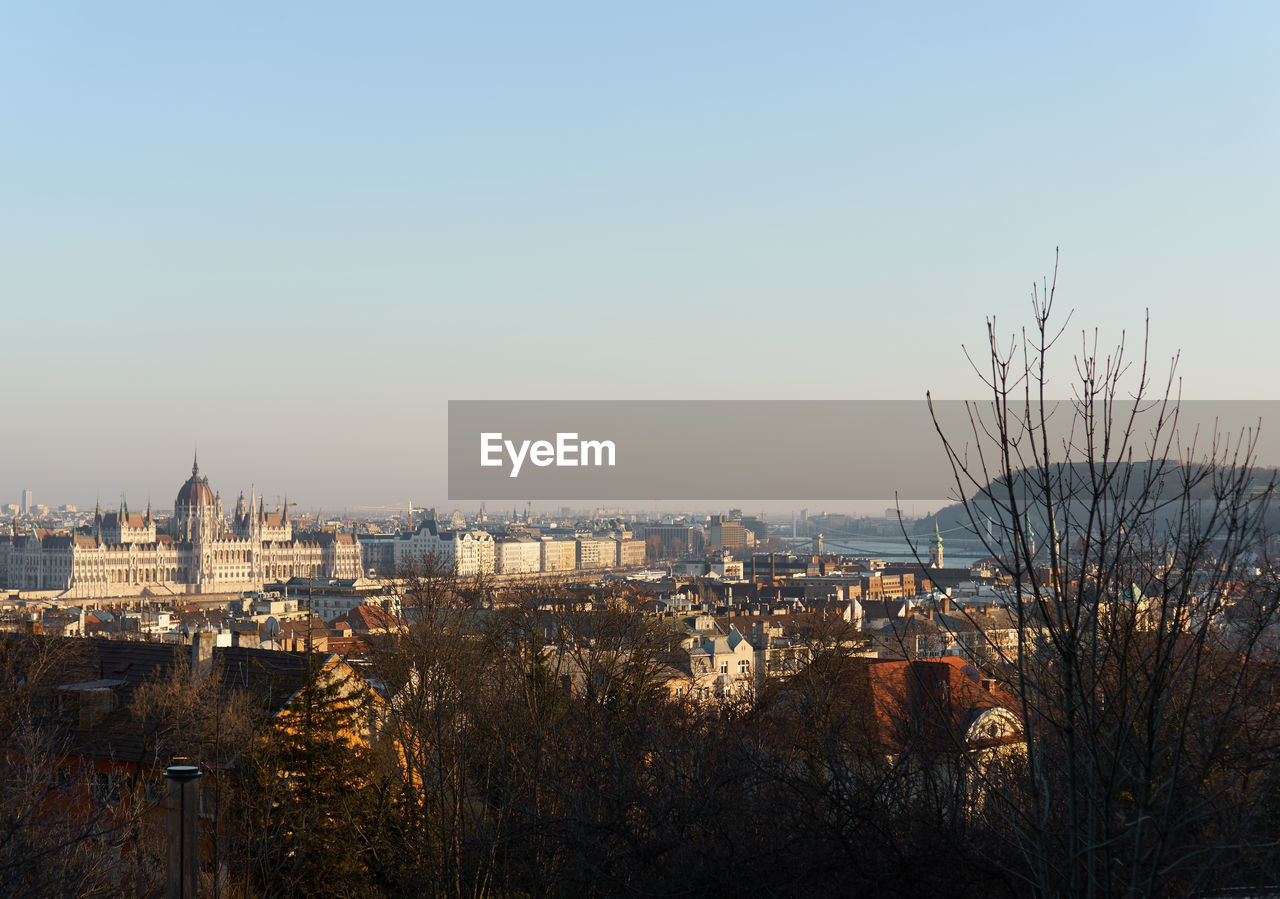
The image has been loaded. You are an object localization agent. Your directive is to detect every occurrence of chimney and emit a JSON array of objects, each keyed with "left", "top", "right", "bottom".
[
  {"left": 191, "top": 631, "right": 215, "bottom": 682},
  {"left": 80, "top": 687, "right": 113, "bottom": 729}
]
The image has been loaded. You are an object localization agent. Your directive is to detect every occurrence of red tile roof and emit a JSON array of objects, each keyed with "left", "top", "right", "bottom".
[
  {"left": 868, "top": 656, "right": 1022, "bottom": 752},
  {"left": 342, "top": 605, "right": 398, "bottom": 633}
]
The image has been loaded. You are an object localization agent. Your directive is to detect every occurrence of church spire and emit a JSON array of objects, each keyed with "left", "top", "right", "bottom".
[{"left": 192, "top": 450, "right": 199, "bottom": 478}]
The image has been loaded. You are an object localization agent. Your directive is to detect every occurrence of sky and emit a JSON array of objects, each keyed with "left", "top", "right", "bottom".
[{"left": 3, "top": 2, "right": 1278, "bottom": 513}]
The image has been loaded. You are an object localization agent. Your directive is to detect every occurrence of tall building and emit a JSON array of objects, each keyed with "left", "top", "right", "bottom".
[
  {"left": 0, "top": 456, "right": 361, "bottom": 597},
  {"left": 708, "top": 515, "right": 749, "bottom": 554},
  {"left": 20, "top": 490, "right": 32, "bottom": 515}
]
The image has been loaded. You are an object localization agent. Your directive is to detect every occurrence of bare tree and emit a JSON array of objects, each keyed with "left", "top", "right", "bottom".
[
  {"left": 925, "top": 254, "right": 1280, "bottom": 896},
  {"left": 0, "top": 634, "right": 155, "bottom": 897}
]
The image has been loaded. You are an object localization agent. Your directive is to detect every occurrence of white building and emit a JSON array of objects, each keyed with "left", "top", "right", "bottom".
[
  {"left": 495, "top": 537, "right": 542, "bottom": 575},
  {"left": 576, "top": 537, "right": 614, "bottom": 569},
  {"left": 540, "top": 538, "right": 578, "bottom": 573},
  {"left": 687, "top": 624, "right": 756, "bottom": 700},
  {"left": 358, "top": 518, "right": 496, "bottom": 577},
  {"left": 0, "top": 457, "right": 361, "bottom": 597}
]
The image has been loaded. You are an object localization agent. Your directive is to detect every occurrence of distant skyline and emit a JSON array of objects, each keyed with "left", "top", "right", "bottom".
[
  {"left": 9, "top": 467, "right": 948, "bottom": 523},
  {"left": 5, "top": 3, "right": 1278, "bottom": 509}
]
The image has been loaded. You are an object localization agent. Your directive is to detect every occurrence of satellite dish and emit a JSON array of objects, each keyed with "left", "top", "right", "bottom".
[{"left": 265, "top": 616, "right": 280, "bottom": 638}]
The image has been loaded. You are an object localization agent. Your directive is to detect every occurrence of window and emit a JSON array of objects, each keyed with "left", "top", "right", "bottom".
[{"left": 92, "top": 772, "right": 122, "bottom": 806}]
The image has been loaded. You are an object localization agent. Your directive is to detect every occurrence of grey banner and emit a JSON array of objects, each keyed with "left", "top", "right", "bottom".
[{"left": 448, "top": 400, "right": 1280, "bottom": 501}]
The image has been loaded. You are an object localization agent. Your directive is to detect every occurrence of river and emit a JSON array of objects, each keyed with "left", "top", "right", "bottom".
[{"left": 801, "top": 535, "right": 989, "bottom": 567}]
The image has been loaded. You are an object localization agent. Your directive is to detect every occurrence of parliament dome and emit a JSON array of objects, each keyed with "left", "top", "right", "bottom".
[{"left": 176, "top": 455, "right": 215, "bottom": 508}]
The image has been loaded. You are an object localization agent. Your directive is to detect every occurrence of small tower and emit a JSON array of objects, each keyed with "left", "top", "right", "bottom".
[{"left": 929, "top": 522, "right": 944, "bottom": 568}]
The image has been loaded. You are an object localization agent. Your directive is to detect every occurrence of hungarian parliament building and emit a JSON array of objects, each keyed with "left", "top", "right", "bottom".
[{"left": 0, "top": 457, "right": 363, "bottom": 598}]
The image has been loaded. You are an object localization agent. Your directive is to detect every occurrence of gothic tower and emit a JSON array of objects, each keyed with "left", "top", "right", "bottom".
[{"left": 174, "top": 453, "right": 217, "bottom": 588}]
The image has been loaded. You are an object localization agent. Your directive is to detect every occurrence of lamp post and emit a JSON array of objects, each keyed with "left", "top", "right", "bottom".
[{"left": 163, "top": 763, "right": 202, "bottom": 899}]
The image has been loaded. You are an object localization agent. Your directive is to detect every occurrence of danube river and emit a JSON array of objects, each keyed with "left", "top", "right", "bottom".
[{"left": 799, "top": 535, "right": 989, "bottom": 568}]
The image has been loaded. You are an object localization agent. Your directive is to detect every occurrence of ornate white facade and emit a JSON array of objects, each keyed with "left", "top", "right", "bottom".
[{"left": 0, "top": 457, "right": 362, "bottom": 597}]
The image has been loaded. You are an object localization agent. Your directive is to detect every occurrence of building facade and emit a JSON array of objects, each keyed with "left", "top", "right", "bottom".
[
  {"left": 616, "top": 537, "right": 645, "bottom": 568},
  {"left": 540, "top": 538, "right": 577, "bottom": 573},
  {"left": 0, "top": 458, "right": 362, "bottom": 597},
  {"left": 708, "top": 515, "right": 750, "bottom": 553},
  {"left": 495, "top": 537, "right": 542, "bottom": 575},
  {"left": 358, "top": 517, "right": 496, "bottom": 577},
  {"left": 575, "top": 537, "right": 614, "bottom": 569}
]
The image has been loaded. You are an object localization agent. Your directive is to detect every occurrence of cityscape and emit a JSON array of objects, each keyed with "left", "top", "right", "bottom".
[
  {"left": 2, "top": 455, "right": 950, "bottom": 594},
  {"left": 4, "top": 429, "right": 1280, "bottom": 896},
  {"left": 5, "top": 3, "right": 1280, "bottom": 897}
]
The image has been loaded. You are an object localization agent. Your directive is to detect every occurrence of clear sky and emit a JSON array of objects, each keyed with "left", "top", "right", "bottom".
[{"left": 3, "top": 2, "right": 1277, "bottom": 512}]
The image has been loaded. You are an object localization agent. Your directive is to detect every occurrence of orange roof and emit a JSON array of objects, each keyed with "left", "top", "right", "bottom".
[
  {"left": 868, "top": 656, "right": 1021, "bottom": 752},
  {"left": 343, "top": 605, "right": 398, "bottom": 632}
]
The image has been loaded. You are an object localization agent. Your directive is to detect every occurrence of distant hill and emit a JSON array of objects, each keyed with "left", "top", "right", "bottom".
[{"left": 914, "top": 462, "right": 1280, "bottom": 547}]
